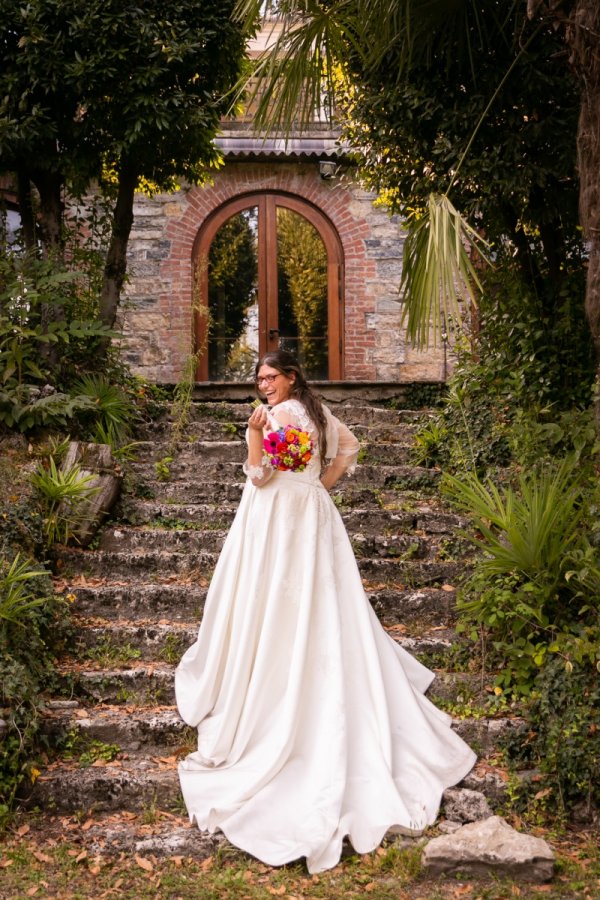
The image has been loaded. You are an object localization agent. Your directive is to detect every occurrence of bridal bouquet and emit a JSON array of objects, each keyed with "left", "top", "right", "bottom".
[{"left": 263, "top": 426, "right": 313, "bottom": 472}]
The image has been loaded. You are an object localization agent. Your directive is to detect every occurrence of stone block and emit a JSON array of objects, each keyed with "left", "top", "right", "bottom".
[{"left": 422, "top": 815, "right": 555, "bottom": 882}]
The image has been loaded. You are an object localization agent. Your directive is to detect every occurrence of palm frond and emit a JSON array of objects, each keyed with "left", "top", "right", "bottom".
[
  {"left": 400, "top": 193, "right": 489, "bottom": 348},
  {"left": 233, "top": 0, "right": 358, "bottom": 133}
]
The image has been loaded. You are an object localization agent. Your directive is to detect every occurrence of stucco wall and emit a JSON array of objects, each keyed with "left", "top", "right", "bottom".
[{"left": 120, "top": 160, "right": 447, "bottom": 383}]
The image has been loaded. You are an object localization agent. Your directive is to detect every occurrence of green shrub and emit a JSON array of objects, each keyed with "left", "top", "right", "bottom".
[
  {"left": 0, "top": 556, "right": 72, "bottom": 826},
  {"left": 30, "top": 457, "right": 100, "bottom": 547},
  {"left": 503, "top": 657, "right": 600, "bottom": 816},
  {"left": 71, "top": 374, "right": 139, "bottom": 446},
  {"left": 444, "top": 458, "right": 600, "bottom": 695}
]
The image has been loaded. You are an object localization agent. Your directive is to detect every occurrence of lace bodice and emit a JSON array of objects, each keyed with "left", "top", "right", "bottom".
[{"left": 244, "top": 399, "right": 359, "bottom": 487}]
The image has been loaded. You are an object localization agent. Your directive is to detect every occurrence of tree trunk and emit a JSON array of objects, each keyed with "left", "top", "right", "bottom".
[
  {"left": 99, "top": 163, "right": 138, "bottom": 329},
  {"left": 16, "top": 169, "right": 36, "bottom": 252},
  {"left": 568, "top": 0, "right": 600, "bottom": 424},
  {"left": 30, "top": 168, "right": 64, "bottom": 255},
  {"left": 29, "top": 167, "right": 65, "bottom": 371}
]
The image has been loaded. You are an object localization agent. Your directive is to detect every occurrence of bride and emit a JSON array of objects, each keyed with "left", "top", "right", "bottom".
[{"left": 175, "top": 350, "right": 476, "bottom": 874}]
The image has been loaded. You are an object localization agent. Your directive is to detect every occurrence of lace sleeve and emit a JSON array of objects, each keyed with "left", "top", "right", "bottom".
[
  {"left": 323, "top": 406, "right": 359, "bottom": 476},
  {"left": 243, "top": 428, "right": 274, "bottom": 486}
]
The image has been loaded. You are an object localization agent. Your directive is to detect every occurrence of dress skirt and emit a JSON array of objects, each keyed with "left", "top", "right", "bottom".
[{"left": 175, "top": 469, "right": 476, "bottom": 874}]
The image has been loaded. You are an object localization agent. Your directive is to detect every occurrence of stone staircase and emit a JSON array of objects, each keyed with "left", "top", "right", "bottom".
[{"left": 32, "top": 393, "right": 511, "bottom": 856}]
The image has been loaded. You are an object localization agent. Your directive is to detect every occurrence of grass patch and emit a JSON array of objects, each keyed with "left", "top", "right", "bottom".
[{"left": 0, "top": 813, "right": 598, "bottom": 899}]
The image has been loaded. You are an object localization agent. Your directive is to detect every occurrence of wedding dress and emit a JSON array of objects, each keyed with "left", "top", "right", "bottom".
[{"left": 175, "top": 399, "right": 476, "bottom": 873}]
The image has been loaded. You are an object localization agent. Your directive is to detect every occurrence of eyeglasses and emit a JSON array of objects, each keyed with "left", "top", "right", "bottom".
[{"left": 256, "top": 374, "right": 282, "bottom": 386}]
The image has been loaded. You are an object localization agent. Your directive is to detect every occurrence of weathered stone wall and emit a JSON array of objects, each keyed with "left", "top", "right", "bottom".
[{"left": 120, "top": 160, "right": 447, "bottom": 383}]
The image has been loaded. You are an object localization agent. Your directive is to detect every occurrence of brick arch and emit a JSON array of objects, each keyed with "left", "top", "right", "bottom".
[{"left": 158, "top": 163, "right": 378, "bottom": 380}]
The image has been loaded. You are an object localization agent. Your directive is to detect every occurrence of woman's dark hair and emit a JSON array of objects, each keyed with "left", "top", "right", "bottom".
[{"left": 255, "top": 350, "right": 328, "bottom": 461}]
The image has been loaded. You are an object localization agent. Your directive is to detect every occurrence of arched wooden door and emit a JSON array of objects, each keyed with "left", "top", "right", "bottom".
[{"left": 193, "top": 192, "right": 344, "bottom": 381}]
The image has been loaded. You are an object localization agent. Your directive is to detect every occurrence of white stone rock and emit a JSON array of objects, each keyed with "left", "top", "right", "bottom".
[
  {"left": 443, "top": 787, "right": 493, "bottom": 823},
  {"left": 422, "top": 815, "right": 555, "bottom": 882}
]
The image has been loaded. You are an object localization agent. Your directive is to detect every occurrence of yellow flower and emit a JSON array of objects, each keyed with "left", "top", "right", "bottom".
[
  {"left": 66, "top": 593, "right": 77, "bottom": 603},
  {"left": 30, "top": 767, "right": 41, "bottom": 783}
]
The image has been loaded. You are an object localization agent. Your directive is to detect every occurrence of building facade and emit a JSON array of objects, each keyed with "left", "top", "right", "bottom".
[{"left": 121, "top": 149, "right": 448, "bottom": 385}]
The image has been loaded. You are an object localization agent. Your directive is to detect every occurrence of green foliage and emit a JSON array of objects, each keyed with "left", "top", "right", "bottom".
[
  {"left": 30, "top": 457, "right": 100, "bottom": 547},
  {"left": 400, "top": 194, "right": 489, "bottom": 348},
  {"left": 84, "top": 636, "right": 141, "bottom": 667},
  {"left": 59, "top": 729, "right": 121, "bottom": 768},
  {"left": 0, "top": 554, "right": 49, "bottom": 625},
  {"left": 444, "top": 459, "right": 600, "bottom": 695},
  {"left": 503, "top": 657, "right": 600, "bottom": 815},
  {"left": 0, "top": 0, "right": 249, "bottom": 239},
  {"left": 414, "top": 269, "right": 595, "bottom": 475},
  {"left": 71, "top": 374, "right": 138, "bottom": 446},
  {"left": 154, "top": 456, "right": 173, "bottom": 482},
  {"left": 412, "top": 419, "right": 448, "bottom": 468},
  {"left": 0, "top": 255, "right": 120, "bottom": 433},
  {"left": 0, "top": 562, "right": 71, "bottom": 825}
]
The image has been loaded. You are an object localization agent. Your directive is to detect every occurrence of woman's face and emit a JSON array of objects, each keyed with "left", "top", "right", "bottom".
[{"left": 256, "top": 364, "right": 295, "bottom": 406}]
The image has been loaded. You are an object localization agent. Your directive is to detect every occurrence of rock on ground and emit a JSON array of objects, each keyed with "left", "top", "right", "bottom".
[
  {"left": 422, "top": 815, "right": 555, "bottom": 882},
  {"left": 442, "top": 787, "right": 493, "bottom": 824}
]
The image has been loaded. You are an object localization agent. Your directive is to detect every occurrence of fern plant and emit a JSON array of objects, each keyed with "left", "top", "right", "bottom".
[
  {"left": 443, "top": 457, "right": 600, "bottom": 693},
  {"left": 30, "top": 458, "right": 100, "bottom": 546},
  {"left": 72, "top": 375, "right": 137, "bottom": 446},
  {"left": 0, "top": 554, "right": 49, "bottom": 626}
]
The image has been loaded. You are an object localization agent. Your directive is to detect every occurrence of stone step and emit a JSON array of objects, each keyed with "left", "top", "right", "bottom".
[
  {"left": 127, "top": 461, "right": 440, "bottom": 490},
  {"left": 74, "top": 621, "right": 197, "bottom": 663},
  {"left": 57, "top": 547, "right": 463, "bottom": 587},
  {"left": 29, "top": 751, "right": 511, "bottom": 819},
  {"left": 135, "top": 421, "right": 421, "bottom": 449},
  {"left": 96, "top": 525, "right": 449, "bottom": 561},
  {"left": 68, "top": 583, "right": 459, "bottom": 628},
  {"left": 133, "top": 469, "right": 440, "bottom": 505},
  {"left": 59, "top": 660, "right": 480, "bottom": 708},
  {"left": 30, "top": 734, "right": 513, "bottom": 821},
  {"left": 42, "top": 702, "right": 193, "bottom": 750},
  {"left": 41, "top": 700, "right": 522, "bottom": 761},
  {"left": 133, "top": 439, "right": 417, "bottom": 468},
  {"left": 72, "top": 620, "right": 459, "bottom": 665},
  {"left": 29, "top": 753, "right": 182, "bottom": 815},
  {"left": 170, "top": 401, "right": 429, "bottom": 427},
  {"left": 116, "top": 499, "right": 463, "bottom": 536}
]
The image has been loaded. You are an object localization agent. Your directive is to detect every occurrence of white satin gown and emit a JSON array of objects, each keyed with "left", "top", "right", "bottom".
[{"left": 175, "top": 399, "right": 476, "bottom": 873}]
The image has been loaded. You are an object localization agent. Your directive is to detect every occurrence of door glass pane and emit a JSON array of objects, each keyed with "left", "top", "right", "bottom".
[
  {"left": 276, "top": 208, "right": 328, "bottom": 379},
  {"left": 207, "top": 208, "right": 258, "bottom": 380}
]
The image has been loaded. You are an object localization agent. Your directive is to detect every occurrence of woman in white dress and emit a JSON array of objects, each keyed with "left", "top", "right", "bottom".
[{"left": 175, "top": 350, "right": 476, "bottom": 874}]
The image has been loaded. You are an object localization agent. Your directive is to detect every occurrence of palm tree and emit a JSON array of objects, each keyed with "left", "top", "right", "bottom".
[{"left": 234, "top": 0, "right": 600, "bottom": 407}]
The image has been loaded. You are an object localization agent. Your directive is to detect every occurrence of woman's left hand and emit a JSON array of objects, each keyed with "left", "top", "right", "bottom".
[{"left": 248, "top": 405, "right": 268, "bottom": 432}]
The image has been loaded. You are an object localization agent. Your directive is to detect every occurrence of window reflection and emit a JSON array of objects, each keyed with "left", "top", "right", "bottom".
[
  {"left": 277, "top": 208, "right": 328, "bottom": 380},
  {"left": 207, "top": 208, "right": 258, "bottom": 381}
]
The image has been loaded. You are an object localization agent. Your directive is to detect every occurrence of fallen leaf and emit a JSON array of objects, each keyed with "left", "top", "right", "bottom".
[
  {"left": 76, "top": 850, "right": 88, "bottom": 863},
  {"left": 441, "top": 584, "right": 456, "bottom": 592},
  {"left": 267, "top": 886, "right": 286, "bottom": 896},
  {"left": 26, "top": 888, "right": 39, "bottom": 896},
  {"left": 32, "top": 851, "right": 52, "bottom": 863},
  {"left": 135, "top": 855, "right": 153, "bottom": 872},
  {"left": 0, "top": 860, "right": 14, "bottom": 868},
  {"left": 16, "top": 824, "right": 31, "bottom": 837}
]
